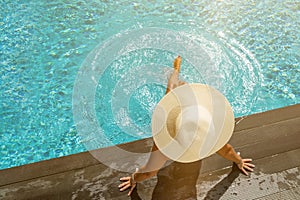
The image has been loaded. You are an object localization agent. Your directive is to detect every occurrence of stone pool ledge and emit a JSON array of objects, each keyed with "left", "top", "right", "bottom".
[{"left": 0, "top": 104, "right": 299, "bottom": 199}]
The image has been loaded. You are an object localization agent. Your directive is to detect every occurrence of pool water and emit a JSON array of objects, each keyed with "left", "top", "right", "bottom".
[{"left": 1, "top": 0, "right": 299, "bottom": 170}]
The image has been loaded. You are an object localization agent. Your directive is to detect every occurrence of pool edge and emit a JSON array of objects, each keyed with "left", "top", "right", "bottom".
[{"left": 0, "top": 104, "right": 299, "bottom": 199}]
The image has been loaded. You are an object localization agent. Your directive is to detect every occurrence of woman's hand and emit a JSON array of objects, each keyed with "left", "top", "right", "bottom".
[
  {"left": 236, "top": 152, "right": 255, "bottom": 176},
  {"left": 119, "top": 176, "right": 136, "bottom": 196}
]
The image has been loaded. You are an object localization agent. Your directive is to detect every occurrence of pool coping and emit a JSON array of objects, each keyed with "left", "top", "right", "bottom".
[{"left": 0, "top": 104, "right": 299, "bottom": 199}]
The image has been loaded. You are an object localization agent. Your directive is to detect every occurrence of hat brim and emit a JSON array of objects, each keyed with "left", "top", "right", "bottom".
[{"left": 152, "top": 83, "right": 235, "bottom": 163}]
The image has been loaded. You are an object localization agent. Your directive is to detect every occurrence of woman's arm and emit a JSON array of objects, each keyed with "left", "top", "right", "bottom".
[
  {"left": 217, "top": 143, "right": 255, "bottom": 176},
  {"left": 119, "top": 144, "right": 169, "bottom": 196}
]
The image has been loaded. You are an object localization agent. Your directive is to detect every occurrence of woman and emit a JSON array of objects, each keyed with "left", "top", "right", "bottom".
[{"left": 119, "top": 56, "right": 255, "bottom": 196}]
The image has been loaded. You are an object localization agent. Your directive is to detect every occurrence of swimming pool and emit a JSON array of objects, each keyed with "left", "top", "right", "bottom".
[{"left": 1, "top": 0, "right": 299, "bottom": 170}]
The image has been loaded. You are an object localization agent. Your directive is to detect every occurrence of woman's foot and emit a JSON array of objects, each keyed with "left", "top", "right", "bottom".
[{"left": 173, "top": 56, "right": 182, "bottom": 72}]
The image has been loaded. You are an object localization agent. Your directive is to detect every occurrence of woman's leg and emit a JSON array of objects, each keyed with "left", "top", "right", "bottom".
[{"left": 166, "top": 56, "right": 186, "bottom": 94}]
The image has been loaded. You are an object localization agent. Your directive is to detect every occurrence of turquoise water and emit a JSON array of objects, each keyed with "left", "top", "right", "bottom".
[{"left": 1, "top": 0, "right": 299, "bottom": 170}]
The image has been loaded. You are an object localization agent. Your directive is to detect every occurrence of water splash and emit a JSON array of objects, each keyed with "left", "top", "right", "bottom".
[{"left": 73, "top": 27, "right": 262, "bottom": 172}]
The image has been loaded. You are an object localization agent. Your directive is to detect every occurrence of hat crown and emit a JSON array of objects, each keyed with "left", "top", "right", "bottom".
[{"left": 175, "top": 105, "right": 216, "bottom": 157}]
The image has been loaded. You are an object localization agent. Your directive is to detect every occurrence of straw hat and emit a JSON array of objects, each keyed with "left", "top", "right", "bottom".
[{"left": 152, "top": 83, "right": 235, "bottom": 163}]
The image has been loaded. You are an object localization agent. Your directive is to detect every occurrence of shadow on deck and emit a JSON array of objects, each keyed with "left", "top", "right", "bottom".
[{"left": 0, "top": 104, "right": 300, "bottom": 199}]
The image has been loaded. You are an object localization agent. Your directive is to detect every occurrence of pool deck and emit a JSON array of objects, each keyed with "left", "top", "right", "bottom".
[{"left": 0, "top": 104, "right": 300, "bottom": 200}]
